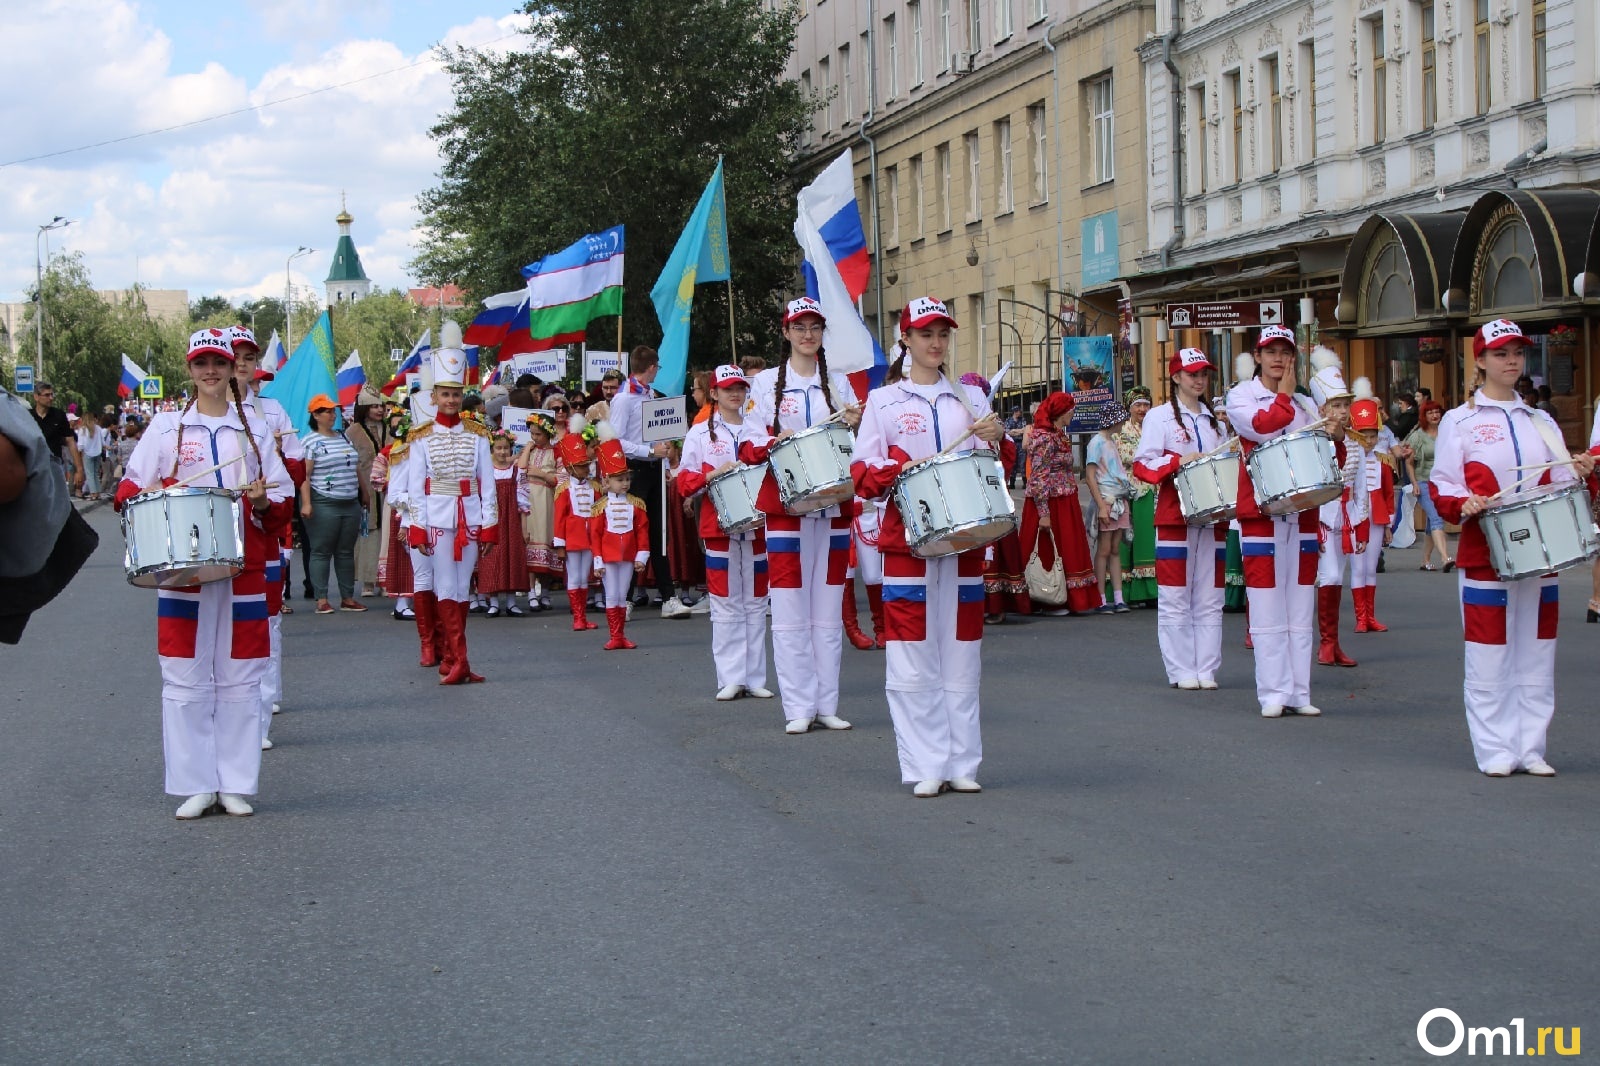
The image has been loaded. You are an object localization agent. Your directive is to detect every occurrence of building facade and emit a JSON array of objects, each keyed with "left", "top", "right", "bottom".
[
  {"left": 786, "top": 0, "right": 1156, "bottom": 403},
  {"left": 325, "top": 205, "right": 372, "bottom": 306}
]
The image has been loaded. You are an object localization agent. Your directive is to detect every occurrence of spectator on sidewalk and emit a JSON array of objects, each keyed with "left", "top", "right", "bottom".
[{"left": 300, "top": 394, "right": 369, "bottom": 614}]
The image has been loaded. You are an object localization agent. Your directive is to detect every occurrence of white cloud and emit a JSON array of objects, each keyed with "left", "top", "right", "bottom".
[{"left": 0, "top": 1, "right": 533, "bottom": 309}]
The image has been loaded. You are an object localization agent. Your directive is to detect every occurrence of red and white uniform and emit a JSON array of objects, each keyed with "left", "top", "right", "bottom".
[
  {"left": 852, "top": 377, "right": 993, "bottom": 784},
  {"left": 117, "top": 405, "right": 292, "bottom": 798},
  {"left": 243, "top": 390, "right": 302, "bottom": 742},
  {"left": 554, "top": 476, "right": 601, "bottom": 589},
  {"left": 1429, "top": 392, "right": 1586, "bottom": 773},
  {"left": 1317, "top": 437, "right": 1394, "bottom": 591},
  {"left": 589, "top": 492, "right": 650, "bottom": 609},
  {"left": 1225, "top": 380, "right": 1320, "bottom": 712},
  {"left": 742, "top": 363, "right": 856, "bottom": 723},
  {"left": 1132, "top": 401, "right": 1228, "bottom": 687},
  {"left": 678, "top": 413, "right": 771, "bottom": 694},
  {"left": 402, "top": 413, "right": 498, "bottom": 602}
]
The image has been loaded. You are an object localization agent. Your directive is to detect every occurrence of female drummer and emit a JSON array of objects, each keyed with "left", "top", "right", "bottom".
[
  {"left": 1430, "top": 319, "right": 1597, "bottom": 776},
  {"left": 676, "top": 364, "right": 776, "bottom": 704},
  {"left": 114, "top": 329, "right": 293, "bottom": 819},
  {"left": 1133, "top": 348, "right": 1228, "bottom": 690},
  {"left": 852, "top": 297, "right": 1006, "bottom": 797},
  {"left": 742, "top": 297, "right": 861, "bottom": 733},
  {"left": 1224, "top": 324, "right": 1322, "bottom": 718}
]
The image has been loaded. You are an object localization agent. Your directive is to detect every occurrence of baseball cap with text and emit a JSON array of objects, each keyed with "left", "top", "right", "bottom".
[
  {"left": 1474, "top": 318, "right": 1527, "bottom": 357},
  {"left": 900, "top": 296, "right": 959, "bottom": 333},
  {"left": 1169, "top": 347, "right": 1214, "bottom": 375},
  {"left": 782, "top": 297, "right": 826, "bottom": 326}
]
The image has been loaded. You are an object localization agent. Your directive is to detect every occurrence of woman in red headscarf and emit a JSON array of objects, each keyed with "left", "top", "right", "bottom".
[{"left": 1018, "top": 391, "right": 1102, "bottom": 614}]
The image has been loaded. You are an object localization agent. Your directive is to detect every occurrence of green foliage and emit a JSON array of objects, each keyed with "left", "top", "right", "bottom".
[
  {"left": 240, "top": 297, "right": 287, "bottom": 344},
  {"left": 189, "top": 294, "right": 234, "bottom": 324},
  {"left": 329, "top": 289, "right": 430, "bottom": 386},
  {"left": 414, "top": 0, "right": 811, "bottom": 371}
]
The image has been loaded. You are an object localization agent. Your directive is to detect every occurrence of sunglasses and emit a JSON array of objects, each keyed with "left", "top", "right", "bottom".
[{"left": 549, "top": 404, "right": 569, "bottom": 413}]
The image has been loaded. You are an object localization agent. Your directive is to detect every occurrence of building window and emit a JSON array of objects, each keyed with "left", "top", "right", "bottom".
[
  {"left": 994, "top": 118, "right": 1013, "bottom": 213},
  {"left": 939, "top": 0, "right": 952, "bottom": 71},
  {"left": 1369, "top": 16, "right": 1386, "bottom": 145},
  {"left": 965, "top": 130, "right": 982, "bottom": 221},
  {"left": 1227, "top": 70, "right": 1242, "bottom": 183},
  {"left": 1027, "top": 102, "right": 1048, "bottom": 202},
  {"left": 1264, "top": 55, "right": 1283, "bottom": 172},
  {"left": 820, "top": 56, "right": 832, "bottom": 130},
  {"left": 840, "top": 45, "right": 852, "bottom": 122},
  {"left": 885, "top": 165, "right": 900, "bottom": 247},
  {"left": 994, "top": 0, "right": 1012, "bottom": 42},
  {"left": 910, "top": 154, "right": 926, "bottom": 238},
  {"left": 1475, "top": 0, "right": 1491, "bottom": 116},
  {"left": 1029, "top": 0, "right": 1046, "bottom": 24},
  {"left": 1421, "top": 2, "right": 1436, "bottom": 130},
  {"left": 1534, "top": 0, "right": 1547, "bottom": 98},
  {"left": 967, "top": 293, "right": 986, "bottom": 373},
  {"left": 937, "top": 142, "right": 953, "bottom": 230},
  {"left": 1300, "top": 40, "right": 1317, "bottom": 161},
  {"left": 966, "top": 0, "right": 981, "bottom": 53},
  {"left": 1190, "top": 82, "right": 1208, "bottom": 195},
  {"left": 910, "top": 1, "right": 924, "bottom": 87},
  {"left": 885, "top": 15, "right": 899, "bottom": 99},
  {"left": 800, "top": 71, "right": 812, "bottom": 144},
  {"left": 1089, "top": 73, "right": 1114, "bottom": 185}
]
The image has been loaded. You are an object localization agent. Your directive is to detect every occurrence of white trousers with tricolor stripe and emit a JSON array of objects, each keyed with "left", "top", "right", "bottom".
[
  {"left": 1240, "top": 518, "right": 1317, "bottom": 712},
  {"left": 705, "top": 533, "right": 769, "bottom": 691},
  {"left": 1459, "top": 572, "right": 1559, "bottom": 772},
  {"left": 767, "top": 514, "right": 849, "bottom": 721},
  {"left": 1154, "top": 524, "right": 1225, "bottom": 686}
]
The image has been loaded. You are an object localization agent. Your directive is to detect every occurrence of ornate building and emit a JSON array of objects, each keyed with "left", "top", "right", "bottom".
[{"left": 325, "top": 202, "right": 372, "bottom": 306}]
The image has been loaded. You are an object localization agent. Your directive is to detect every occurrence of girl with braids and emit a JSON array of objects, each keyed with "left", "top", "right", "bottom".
[
  {"left": 1132, "top": 349, "right": 1229, "bottom": 690},
  {"left": 852, "top": 297, "right": 1006, "bottom": 797},
  {"left": 740, "top": 298, "right": 862, "bottom": 734},
  {"left": 114, "top": 329, "right": 293, "bottom": 819}
]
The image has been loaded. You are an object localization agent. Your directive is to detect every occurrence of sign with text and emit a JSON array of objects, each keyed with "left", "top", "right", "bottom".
[
  {"left": 1081, "top": 210, "right": 1121, "bottom": 289},
  {"left": 1166, "top": 301, "right": 1285, "bottom": 330},
  {"left": 502, "top": 405, "right": 535, "bottom": 445},
  {"left": 583, "top": 348, "right": 624, "bottom": 383},
  {"left": 13, "top": 364, "right": 33, "bottom": 393},
  {"left": 505, "top": 351, "right": 566, "bottom": 383},
  {"left": 1064, "top": 386, "right": 1115, "bottom": 436},
  {"left": 641, "top": 395, "right": 689, "bottom": 444}
]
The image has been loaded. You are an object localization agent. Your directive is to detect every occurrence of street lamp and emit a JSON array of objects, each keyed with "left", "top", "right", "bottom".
[
  {"left": 35, "top": 216, "right": 74, "bottom": 380},
  {"left": 285, "top": 246, "right": 314, "bottom": 353}
]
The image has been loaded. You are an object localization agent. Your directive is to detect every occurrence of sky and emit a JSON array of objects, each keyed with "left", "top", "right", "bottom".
[{"left": 0, "top": 0, "right": 533, "bottom": 310}]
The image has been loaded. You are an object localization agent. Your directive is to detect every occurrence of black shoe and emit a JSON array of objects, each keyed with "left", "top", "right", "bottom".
[{"left": 1377, "top": 553, "right": 1387, "bottom": 574}]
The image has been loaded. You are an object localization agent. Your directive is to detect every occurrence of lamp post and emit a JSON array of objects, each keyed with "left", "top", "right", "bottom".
[
  {"left": 35, "top": 216, "right": 74, "bottom": 380},
  {"left": 285, "top": 246, "right": 314, "bottom": 354}
]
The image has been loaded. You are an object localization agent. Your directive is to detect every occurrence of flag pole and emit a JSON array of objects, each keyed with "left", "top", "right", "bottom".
[
  {"left": 616, "top": 315, "right": 623, "bottom": 364},
  {"left": 726, "top": 280, "right": 738, "bottom": 362}
]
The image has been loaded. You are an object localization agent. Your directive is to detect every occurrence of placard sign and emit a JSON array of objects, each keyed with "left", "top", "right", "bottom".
[
  {"left": 641, "top": 395, "right": 689, "bottom": 444},
  {"left": 502, "top": 405, "right": 535, "bottom": 445},
  {"left": 584, "top": 348, "right": 624, "bottom": 382},
  {"left": 1064, "top": 386, "right": 1115, "bottom": 436},
  {"left": 505, "top": 351, "right": 566, "bottom": 383}
]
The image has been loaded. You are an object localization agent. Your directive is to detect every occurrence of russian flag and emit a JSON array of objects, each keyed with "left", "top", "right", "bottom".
[
  {"left": 464, "top": 290, "right": 525, "bottom": 347},
  {"left": 464, "top": 345, "right": 481, "bottom": 387},
  {"left": 795, "top": 149, "right": 886, "bottom": 398},
  {"left": 336, "top": 352, "right": 366, "bottom": 407},
  {"left": 380, "top": 330, "right": 429, "bottom": 396},
  {"left": 261, "top": 330, "right": 286, "bottom": 375},
  {"left": 118, "top": 353, "right": 145, "bottom": 399},
  {"left": 493, "top": 301, "right": 575, "bottom": 360}
]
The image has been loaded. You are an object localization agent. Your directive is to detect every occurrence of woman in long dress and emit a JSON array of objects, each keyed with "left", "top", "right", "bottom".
[
  {"left": 1019, "top": 391, "right": 1102, "bottom": 615},
  {"left": 1115, "top": 388, "right": 1159, "bottom": 607},
  {"left": 518, "top": 413, "right": 560, "bottom": 608}
]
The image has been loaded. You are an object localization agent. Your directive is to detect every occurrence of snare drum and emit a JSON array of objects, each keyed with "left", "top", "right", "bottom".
[
  {"left": 122, "top": 486, "right": 246, "bottom": 588},
  {"left": 1247, "top": 430, "right": 1342, "bottom": 516},
  {"left": 705, "top": 464, "right": 769, "bottom": 535},
  {"left": 768, "top": 422, "right": 855, "bottom": 514},
  {"left": 892, "top": 450, "right": 1017, "bottom": 558},
  {"left": 1478, "top": 483, "right": 1598, "bottom": 581},
  {"left": 1174, "top": 452, "right": 1240, "bottom": 525}
]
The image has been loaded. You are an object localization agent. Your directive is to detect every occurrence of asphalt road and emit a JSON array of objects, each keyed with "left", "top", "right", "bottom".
[{"left": 3, "top": 505, "right": 1597, "bottom": 1064}]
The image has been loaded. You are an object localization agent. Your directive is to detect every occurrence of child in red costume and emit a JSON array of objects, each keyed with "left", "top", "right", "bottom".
[
  {"left": 552, "top": 419, "right": 602, "bottom": 631},
  {"left": 589, "top": 424, "right": 650, "bottom": 650}
]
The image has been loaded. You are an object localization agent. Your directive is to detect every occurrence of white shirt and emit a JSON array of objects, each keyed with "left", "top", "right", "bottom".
[
  {"left": 747, "top": 362, "right": 856, "bottom": 434},
  {"left": 608, "top": 376, "right": 657, "bottom": 462}
]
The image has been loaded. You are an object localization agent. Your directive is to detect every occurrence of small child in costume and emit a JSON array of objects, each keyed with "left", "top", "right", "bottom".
[
  {"left": 589, "top": 423, "right": 650, "bottom": 650},
  {"left": 477, "top": 429, "right": 530, "bottom": 616},
  {"left": 552, "top": 417, "right": 603, "bottom": 631}
]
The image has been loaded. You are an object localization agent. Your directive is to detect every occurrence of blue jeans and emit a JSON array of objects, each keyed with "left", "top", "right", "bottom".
[{"left": 1417, "top": 480, "right": 1445, "bottom": 533}]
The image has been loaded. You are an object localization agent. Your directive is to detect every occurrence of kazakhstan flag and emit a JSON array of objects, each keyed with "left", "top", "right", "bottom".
[
  {"left": 261, "top": 311, "right": 338, "bottom": 435},
  {"left": 650, "top": 159, "right": 729, "bottom": 397}
]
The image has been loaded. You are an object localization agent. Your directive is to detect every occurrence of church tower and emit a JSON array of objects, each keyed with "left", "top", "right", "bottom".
[{"left": 325, "top": 195, "right": 372, "bottom": 305}]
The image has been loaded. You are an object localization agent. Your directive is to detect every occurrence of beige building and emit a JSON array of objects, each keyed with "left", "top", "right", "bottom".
[
  {"left": 786, "top": 0, "right": 1156, "bottom": 403},
  {"left": 0, "top": 288, "right": 188, "bottom": 362}
]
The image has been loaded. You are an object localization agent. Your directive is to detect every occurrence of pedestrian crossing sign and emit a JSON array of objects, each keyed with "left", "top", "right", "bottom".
[{"left": 141, "top": 376, "right": 163, "bottom": 398}]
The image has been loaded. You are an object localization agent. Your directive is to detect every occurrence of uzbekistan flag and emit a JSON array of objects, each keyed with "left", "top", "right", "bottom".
[
  {"left": 380, "top": 330, "right": 429, "bottom": 395},
  {"left": 795, "top": 150, "right": 885, "bottom": 396},
  {"left": 520, "top": 225, "right": 624, "bottom": 350},
  {"left": 118, "top": 353, "right": 146, "bottom": 399},
  {"left": 464, "top": 289, "right": 525, "bottom": 347},
  {"left": 335, "top": 352, "right": 366, "bottom": 407}
]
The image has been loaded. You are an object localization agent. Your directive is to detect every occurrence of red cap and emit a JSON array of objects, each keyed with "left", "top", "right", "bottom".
[
  {"left": 900, "top": 296, "right": 958, "bottom": 333},
  {"left": 187, "top": 328, "right": 236, "bottom": 362},
  {"left": 226, "top": 325, "right": 260, "bottom": 355},
  {"left": 1169, "top": 347, "right": 1214, "bottom": 375},
  {"left": 558, "top": 433, "right": 590, "bottom": 467},
  {"left": 1350, "top": 398, "right": 1382, "bottom": 432},
  {"left": 782, "top": 297, "right": 825, "bottom": 326},
  {"left": 1474, "top": 318, "right": 1527, "bottom": 358},
  {"left": 711, "top": 363, "right": 748, "bottom": 388},
  {"left": 1254, "top": 325, "right": 1297, "bottom": 350},
  {"left": 596, "top": 438, "right": 628, "bottom": 478}
]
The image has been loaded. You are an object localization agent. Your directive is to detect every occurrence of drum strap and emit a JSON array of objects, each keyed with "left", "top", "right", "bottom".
[{"left": 1527, "top": 411, "right": 1572, "bottom": 465}]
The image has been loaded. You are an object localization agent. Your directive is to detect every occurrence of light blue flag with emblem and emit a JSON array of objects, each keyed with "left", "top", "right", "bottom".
[
  {"left": 650, "top": 159, "right": 729, "bottom": 396},
  {"left": 261, "top": 311, "right": 337, "bottom": 435}
]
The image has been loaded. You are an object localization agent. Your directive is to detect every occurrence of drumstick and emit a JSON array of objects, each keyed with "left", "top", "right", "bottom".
[
  {"left": 1487, "top": 470, "right": 1559, "bottom": 502},
  {"left": 168, "top": 452, "right": 247, "bottom": 489},
  {"left": 1508, "top": 460, "right": 1568, "bottom": 472},
  {"left": 1200, "top": 435, "right": 1239, "bottom": 458}
]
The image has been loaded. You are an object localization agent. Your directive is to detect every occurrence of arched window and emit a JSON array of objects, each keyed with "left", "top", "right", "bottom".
[
  {"left": 1360, "top": 230, "right": 1416, "bottom": 324},
  {"left": 1475, "top": 215, "right": 1539, "bottom": 312}
]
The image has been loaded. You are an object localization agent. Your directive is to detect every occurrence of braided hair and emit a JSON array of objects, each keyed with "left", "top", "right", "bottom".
[
  {"left": 1168, "top": 375, "right": 1219, "bottom": 444},
  {"left": 168, "top": 377, "right": 265, "bottom": 482},
  {"left": 773, "top": 336, "right": 839, "bottom": 432}
]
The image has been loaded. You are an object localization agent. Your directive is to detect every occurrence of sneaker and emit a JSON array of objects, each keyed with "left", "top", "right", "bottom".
[
  {"left": 661, "top": 597, "right": 691, "bottom": 619},
  {"left": 1114, "top": 602, "right": 1131, "bottom": 613},
  {"left": 1293, "top": 704, "right": 1322, "bottom": 717},
  {"left": 687, "top": 595, "right": 711, "bottom": 615},
  {"left": 746, "top": 686, "right": 775, "bottom": 699},
  {"left": 1523, "top": 758, "right": 1557, "bottom": 777},
  {"left": 338, "top": 600, "right": 368, "bottom": 612},
  {"left": 948, "top": 777, "right": 982, "bottom": 793},
  {"left": 271, "top": 702, "right": 281, "bottom": 714},
  {"left": 785, "top": 717, "right": 815, "bottom": 734},
  {"left": 315, "top": 601, "right": 336, "bottom": 615},
  {"left": 217, "top": 793, "right": 254, "bottom": 816},
  {"left": 1261, "top": 704, "right": 1285, "bottom": 718},
  {"left": 1175, "top": 678, "right": 1201, "bottom": 691},
  {"left": 261, "top": 737, "right": 273, "bottom": 750},
  {"left": 175, "top": 792, "right": 217, "bottom": 820},
  {"left": 815, "top": 715, "right": 852, "bottom": 730},
  {"left": 913, "top": 779, "right": 947, "bottom": 798},
  {"left": 716, "top": 685, "right": 744, "bottom": 701},
  {"left": 1094, "top": 604, "right": 1118, "bottom": 615},
  {"left": 1197, "top": 679, "right": 1219, "bottom": 690},
  {"left": 1481, "top": 761, "right": 1515, "bottom": 778}
]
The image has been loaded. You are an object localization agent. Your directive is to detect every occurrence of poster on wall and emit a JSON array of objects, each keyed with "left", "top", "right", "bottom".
[{"left": 1062, "top": 335, "right": 1116, "bottom": 434}]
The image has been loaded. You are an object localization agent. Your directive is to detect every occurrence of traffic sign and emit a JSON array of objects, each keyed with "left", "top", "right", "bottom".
[
  {"left": 141, "top": 376, "right": 164, "bottom": 399},
  {"left": 14, "top": 364, "right": 33, "bottom": 393},
  {"left": 1167, "top": 300, "right": 1286, "bottom": 330}
]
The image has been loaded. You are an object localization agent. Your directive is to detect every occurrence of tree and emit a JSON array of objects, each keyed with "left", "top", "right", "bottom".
[
  {"left": 240, "top": 297, "right": 288, "bottom": 346},
  {"left": 414, "top": 0, "right": 812, "bottom": 372},
  {"left": 330, "top": 289, "right": 430, "bottom": 387},
  {"left": 189, "top": 294, "right": 234, "bottom": 324}
]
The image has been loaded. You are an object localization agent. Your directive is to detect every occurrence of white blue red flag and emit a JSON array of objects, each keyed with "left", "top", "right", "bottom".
[
  {"left": 335, "top": 352, "right": 366, "bottom": 407},
  {"left": 380, "top": 330, "right": 429, "bottom": 396},
  {"left": 118, "top": 353, "right": 146, "bottom": 399},
  {"left": 795, "top": 149, "right": 886, "bottom": 397}
]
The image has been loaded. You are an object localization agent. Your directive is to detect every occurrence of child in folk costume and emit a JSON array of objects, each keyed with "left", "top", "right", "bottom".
[
  {"left": 675, "top": 365, "right": 776, "bottom": 702},
  {"left": 1225, "top": 324, "right": 1323, "bottom": 718},
  {"left": 1132, "top": 348, "right": 1229, "bottom": 690},
  {"left": 477, "top": 429, "right": 530, "bottom": 616},
  {"left": 589, "top": 425, "right": 650, "bottom": 650},
  {"left": 742, "top": 298, "right": 862, "bottom": 732},
  {"left": 1316, "top": 371, "right": 1395, "bottom": 667},
  {"left": 553, "top": 421, "right": 602, "bottom": 631},
  {"left": 518, "top": 413, "right": 560, "bottom": 610},
  {"left": 852, "top": 297, "right": 1007, "bottom": 797},
  {"left": 374, "top": 404, "right": 417, "bottom": 619},
  {"left": 1085, "top": 402, "right": 1135, "bottom": 613},
  {"left": 402, "top": 328, "right": 499, "bottom": 685},
  {"left": 1430, "top": 319, "right": 1597, "bottom": 776},
  {"left": 113, "top": 329, "right": 293, "bottom": 819}
]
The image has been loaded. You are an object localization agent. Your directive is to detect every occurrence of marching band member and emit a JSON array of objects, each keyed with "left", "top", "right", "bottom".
[
  {"left": 114, "top": 329, "right": 293, "bottom": 818},
  {"left": 742, "top": 298, "right": 861, "bottom": 732},
  {"left": 402, "top": 328, "right": 498, "bottom": 685},
  {"left": 1132, "top": 348, "right": 1228, "bottom": 690},
  {"left": 589, "top": 425, "right": 649, "bottom": 650},
  {"left": 1225, "top": 325, "right": 1322, "bottom": 718},
  {"left": 852, "top": 297, "right": 1005, "bottom": 797},
  {"left": 675, "top": 364, "right": 774, "bottom": 701},
  {"left": 1430, "top": 319, "right": 1596, "bottom": 776},
  {"left": 1317, "top": 377, "right": 1396, "bottom": 665}
]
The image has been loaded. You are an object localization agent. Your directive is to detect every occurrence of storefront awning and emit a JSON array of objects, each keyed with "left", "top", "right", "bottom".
[
  {"left": 1128, "top": 261, "right": 1301, "bottom": 307},
  {"left": 1335, "top": 211, "right": 1465, "bottom": 333}
]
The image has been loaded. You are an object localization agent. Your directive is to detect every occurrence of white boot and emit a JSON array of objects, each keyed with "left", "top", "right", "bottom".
[
  {"left": 175, "top": 792, "right": 216, "bottom": 820},
  {"left": 218, "top": 793, "right": 254, "bottom": 816}
]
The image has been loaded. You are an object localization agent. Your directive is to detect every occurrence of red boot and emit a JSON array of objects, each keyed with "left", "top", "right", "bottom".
[
  {"left": 440, "top": 601, "right": 485, "bottom": 685},
  {"left": 1316, "top": 585, "right": 1357, "bottom": 667},
  {"left": 414, "top": 590, "right": 440, "bottom": 668},
  {"left": 603, "top": 606, "right": 636, "bottom": 650},
  {"left": 865, "top": 582, "right": 887, "bottom": 649},
  {"left": 842, "top": 578, "right": 874, "bottom": 650},
  {"left": 1353, "top": 586, "right": 1388, "bottom": 632},
  {"left": 568, "top": 589, "right": 598, "bottom": 631}
]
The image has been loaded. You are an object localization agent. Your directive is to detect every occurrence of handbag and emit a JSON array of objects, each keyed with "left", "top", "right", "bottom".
[{"left": 1024, "top": 544, "right": 1068, "bottom": 606}]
